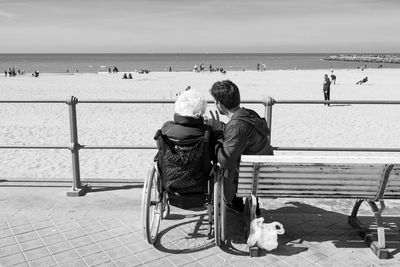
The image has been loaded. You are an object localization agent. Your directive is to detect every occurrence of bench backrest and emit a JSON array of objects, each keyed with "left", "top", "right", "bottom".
[{"left": 237, "top": 155, "right": 400, "bottom": 200}]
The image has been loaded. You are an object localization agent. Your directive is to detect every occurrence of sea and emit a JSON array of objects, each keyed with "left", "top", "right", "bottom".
[{"left": 1, "top": 53, "right": 400, "bottom": 74}]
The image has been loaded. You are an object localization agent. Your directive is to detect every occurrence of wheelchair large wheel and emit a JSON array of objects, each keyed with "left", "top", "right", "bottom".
[
  {"left": 141, "top": 164, "right": 162, "bottom": 244},
  {"left": 213, "top": 171, "right": 225, "bottom": 247}
]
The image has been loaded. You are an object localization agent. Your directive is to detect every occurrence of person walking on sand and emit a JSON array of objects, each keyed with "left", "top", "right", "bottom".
[
  {"left": 207, "top": 80, "right": 272, "bottom": 215},
  {"left": 330, "top": 74, "right": 336, "bottom": 84},
  {"left": 323, "top": 74, "right": 331, "bottom": 106}
]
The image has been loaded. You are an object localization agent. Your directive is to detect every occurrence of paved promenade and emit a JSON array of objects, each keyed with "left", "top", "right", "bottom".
[{"left": 1, "top": 186, "right": 400, "bottom": 266}]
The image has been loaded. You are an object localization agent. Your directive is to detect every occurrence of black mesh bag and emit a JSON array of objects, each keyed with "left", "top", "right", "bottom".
[{"left": 156, "top": 131, "right": 211, "bottom": 194}]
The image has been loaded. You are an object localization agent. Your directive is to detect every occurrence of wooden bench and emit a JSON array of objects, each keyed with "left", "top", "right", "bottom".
[{"left": 237, "top": 155, "right": 400, "bottom": 258}]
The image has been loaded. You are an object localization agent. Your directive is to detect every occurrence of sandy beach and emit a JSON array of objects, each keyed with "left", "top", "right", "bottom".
[{"left": 1, "top": 68, "right": 400, "bottom": 182}]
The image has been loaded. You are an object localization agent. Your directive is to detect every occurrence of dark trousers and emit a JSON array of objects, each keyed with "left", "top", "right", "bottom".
[
  {"left": 223, "top": 169, "right": 238, "bottom": 204},
  {"left": 323, "top": 90, "right": 330, "bottom": 105}
]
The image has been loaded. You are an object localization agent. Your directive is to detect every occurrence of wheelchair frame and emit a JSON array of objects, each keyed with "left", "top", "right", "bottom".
[{"left": 141, "top": 162, "right": 226, "bottom": 247}]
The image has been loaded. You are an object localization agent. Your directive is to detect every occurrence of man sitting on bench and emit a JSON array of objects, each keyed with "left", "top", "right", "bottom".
[{"left": 207, "top": 80, "right": 273, "bottom": 213}]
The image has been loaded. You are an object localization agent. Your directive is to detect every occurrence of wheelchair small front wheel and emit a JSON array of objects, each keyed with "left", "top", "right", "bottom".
[{"left": 141, "top": 164, "right": 162, "bottom": 244}]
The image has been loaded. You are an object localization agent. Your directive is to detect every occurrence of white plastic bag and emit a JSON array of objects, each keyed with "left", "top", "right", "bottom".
[{"left": 247, "top": 217, "right": 285, "bottom": 251}]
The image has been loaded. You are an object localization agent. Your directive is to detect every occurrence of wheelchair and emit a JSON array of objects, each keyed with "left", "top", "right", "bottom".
[{"left": 141, "top": 129, "right": 226, "bottom": 246}]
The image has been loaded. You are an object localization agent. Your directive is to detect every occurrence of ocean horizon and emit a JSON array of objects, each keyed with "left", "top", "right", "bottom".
[{"left": 1, "top": 53, "right": 400, "bottom": 74}]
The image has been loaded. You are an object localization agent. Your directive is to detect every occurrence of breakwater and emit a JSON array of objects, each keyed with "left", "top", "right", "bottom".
[{"left": 325, "top": 54, "right": 400, "bottom": 64}]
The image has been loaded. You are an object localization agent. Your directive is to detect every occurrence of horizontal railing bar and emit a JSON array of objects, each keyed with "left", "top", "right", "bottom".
[
  {"left": 0, "top": 145, "right": 69, "bottom": 149},
  {"left": 2, "top": 145, "right": 400, "bottom": 152},
  {"left": 82, "top": 145, "right": 157, "bottom": 149},
  {"left": 0, "top": 100, "right": 66, "bottom": 103},
  {"left": 273, "top": 147, "right": 400, "bottom": 152},
  {"left": 2, "top": 99, "right": 400, "bottom": 105},
  {"left": 275, "top": 100, "right": 400, "bottom": 105}
]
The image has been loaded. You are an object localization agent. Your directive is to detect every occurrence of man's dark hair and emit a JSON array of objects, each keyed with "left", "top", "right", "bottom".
[{"left": 209, "top": 80, "right": 240, "bottom": 110}]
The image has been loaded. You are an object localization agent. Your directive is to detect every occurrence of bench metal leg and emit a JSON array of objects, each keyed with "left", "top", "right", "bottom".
[
  {"left": 244, "top": 195, "right": 259, "bottom": 257},
  {"left": 348, "top": 199, "right": 389, "bottom": 259}
]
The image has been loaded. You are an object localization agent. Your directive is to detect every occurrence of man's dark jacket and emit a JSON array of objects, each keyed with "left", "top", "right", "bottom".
[
  {"left": 214, "top": 107, "right": 272, "bottom": 202},
  {"left": 215, "top": 107, "right": 272, "bottom": 170}
]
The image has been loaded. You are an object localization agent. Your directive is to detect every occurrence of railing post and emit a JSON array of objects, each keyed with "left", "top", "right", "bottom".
[
  {"left": 66, "top": 96, "right": 89, "bottom": 196},
  {"left": 263, "top": 96, "right": 275, "bottom": 148}
]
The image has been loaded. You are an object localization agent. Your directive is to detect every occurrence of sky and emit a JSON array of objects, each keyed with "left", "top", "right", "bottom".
[{"left": 0, "top": 0, "right": 400, "bottom": 53}]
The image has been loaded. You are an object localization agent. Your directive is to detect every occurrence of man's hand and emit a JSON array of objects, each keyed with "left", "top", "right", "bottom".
[{"left": 206, "top": 110, "right": 223, "bottom": 131}]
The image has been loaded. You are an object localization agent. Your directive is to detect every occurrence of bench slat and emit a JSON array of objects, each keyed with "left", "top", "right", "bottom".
[
  {"left": 237, "top": 179, "right": 379, "bottom": 186},
  {"left": 241, "top": 155, "right": 400, "bottom": 164},
  {"left": 236, "top": 189, "right": 376, "bottom": 198},
  {"left": 238, "top": 184, "right": 378, "bottom": 191}
]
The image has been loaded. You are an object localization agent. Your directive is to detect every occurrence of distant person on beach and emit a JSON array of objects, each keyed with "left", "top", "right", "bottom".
[
  {"left": 193, "top": 64, "right": 198, "bottom": 72},
  {"left": 330, "top": 74, "right": 336, "bottom": 84},
  {"left": 207, "top": 80, "right": 272, "bottom": 213},
  {"left": 257, "top": 63, "right": 260, "bottom": 71},
  {"left": 122, "top": 73, "right": 128, "bottom": 79},
  {"left": 128, "top": 73, "right": 133, "bottom": 79},
  {"left": 323, "top": 74, "right": 331, "bottom": 106},
  {"left": 356, "top": 76, "right": 368, "bottom": 85},
  {"left": 154, "top": 89, "right": 215, "bottom": 194}
]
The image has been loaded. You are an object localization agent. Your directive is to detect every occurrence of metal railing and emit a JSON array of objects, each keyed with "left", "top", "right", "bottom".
[{"left": 2, "top": 96, "right": 400, "bottom": 196}]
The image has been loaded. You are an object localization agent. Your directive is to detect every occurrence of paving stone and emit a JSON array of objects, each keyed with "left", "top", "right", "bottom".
[
  {"left": 134, "top": 248, "right": 163, "bottom": 264},
  {"left": 15, "top": 262, "right": 29, "bottom": 267},
  {"left": 166, "top": 253, "right": 196, "bottom": 266},
  {"left": 146, "top": 257, "right": 175, "bottom": 267},
  {"left": 7, "top": 218, "right": 30, "bottom": 228},
  {"left": 96, "top": 261, "right": 118, "bottom": 267},
  {"left": 62, "top": 229, "right": 86, "bottom": 240},
  {"left": 53, "top": 249, "right": 81, "bottom": 264},
  {"left": 99, "top": 218, "right": 122, "bottom": 229},
  {"left": 116, "top": 232, "right": 139, "bottom": 245},
  {"left": 20, "top": 238, "right": 45, "bottom": 252},
  {"left": 37, "top": 227, "right": 59, "bottom": 238},
  {"left": 31, "top": 220, "right": 54, "bottom": 231},
  {"left": 124, "top": 239, "right": 152, "bottom": 253},
  {"left": 0, "top": 235, "right": 16, "bottom": 248},
  {"left": 82, "top": 251, "right": 111, "bottom": 266},
  {"left": 113, "top": 255, "right": 142, "bottom": 267},
  {"left": 180, "top": 261, "right": 205, "bottom": 267},
  {"left": 11, "top": 224, "right": 35, "bottom": 235},
  {"left": 0, "top": 243, "right": 21, "bottom": 257},
  {"left": 46, "top": 240, "right": 73, "bottom": 255},
  {"left": 15, "top": 232, "right": 40, "bottom": 243},
  {"left": 0, "top": 252, "right": 26, "bottom": 266},
  {"left": 104, "top": 245, "right": 131, "bottom": 260},
  {"left": 109, "top": 226, "right": 132, "bottom": 237},
  {"left": 75, "top": 218, "right": 98, "bottom": 227},
  {"left": 69, "top": 235, "right": 93, "bottom": 248},
  {"left": 75, "top": 243, "right": 102, "bottom": 257},
  {"left": 97, "top": 238, "right": 123, "bottom": 251},
  {"left": 27, "top": 255, "right": 57, "bottom": 267},
  {"left": 89, "top": 230, "right": 114, "bottom": 242},
  {"left": 22, "top": 246, "right": 50, "bottom": 261},
  {"left": 0, "top": 222, "right": 8, "bottom": 231},
  {"left": 56, "top": 222, "right": 80, "bottom": 232},
  {"left": 57, "top": 258, "right": 88, "bottom": 267},
  {"left": 196, "top": 253, "right": 229, "bottom": 266},
  {"left": 0, "top": 228, "right": 13, "bottom": 239},
  {"left": 80, "top": 223, "right": 105, "bottom": 234},
  {"left": 41, "top": 233, "right": 65, "bottom": 245}
]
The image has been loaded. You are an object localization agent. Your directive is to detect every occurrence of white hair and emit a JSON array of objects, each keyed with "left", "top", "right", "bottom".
[{"left": 175, "top": 89, "right": 207, "bottom": 118}]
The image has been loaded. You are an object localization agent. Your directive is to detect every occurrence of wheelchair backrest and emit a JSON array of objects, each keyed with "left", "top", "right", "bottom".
[{"left": 155, "top": 130, "right": 212, "bottom": 193}]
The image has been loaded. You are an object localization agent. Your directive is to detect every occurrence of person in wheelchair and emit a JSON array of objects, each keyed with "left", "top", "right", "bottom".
[{"left": 154, "top": 89, "right": 215, "bottom": 210}]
